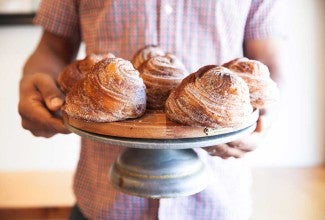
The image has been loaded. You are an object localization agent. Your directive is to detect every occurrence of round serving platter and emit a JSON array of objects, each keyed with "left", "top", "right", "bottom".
[
  {"left": 63, "top": 109, "right": 259, "bottom": 149},
  {"left": 63, "top": 109, "right": 259, "bottom": 198}
]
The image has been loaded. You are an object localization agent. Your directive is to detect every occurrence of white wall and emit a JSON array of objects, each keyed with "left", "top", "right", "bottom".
[
  {"left": 0, "top": 0, "right": 324, "bottom": 171},
  {"left": 0, "top": 26, "right": 80, "bottom": 171},
  {"left": 246, "top": 0, "right": 325, "bottom": 166}
]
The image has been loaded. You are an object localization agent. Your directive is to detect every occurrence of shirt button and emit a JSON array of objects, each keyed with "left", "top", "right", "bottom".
[{"left": 164, "top": 4, "right": 173, "bottom": 15}]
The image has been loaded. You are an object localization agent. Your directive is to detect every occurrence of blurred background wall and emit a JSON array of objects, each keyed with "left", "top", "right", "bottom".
[
  {"left": 0, "top": 0, "right": 324, "bottom": 172},
  {"left": 247, "top": 0, "right": 325, "bottom": 166}
]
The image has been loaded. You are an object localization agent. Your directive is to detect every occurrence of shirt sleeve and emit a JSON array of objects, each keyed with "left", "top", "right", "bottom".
[
  {"left": 33, "top": 0, "right": 80, "bottom": 39},
  {"left": 244, "top": 0, "right": 285, "bottom": 40}
]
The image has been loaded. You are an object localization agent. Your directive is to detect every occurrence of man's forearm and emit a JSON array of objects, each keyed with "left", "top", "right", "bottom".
[
  {"left": 243, "top": 39, "right": 284, "bottom": 84},
  {"left": 23, "top": 31, "right": 80, "bottom": 78}
]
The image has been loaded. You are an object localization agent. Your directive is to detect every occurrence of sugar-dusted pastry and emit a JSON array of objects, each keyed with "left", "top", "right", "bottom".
[
  {"left": 63, "top": 57, "right": 146, "bottom": 122},
  {"left": 58, "top": 53, "right": 115, "bottom": 93},
  {"left": 139, "top": 54, "right": 189, "bottom": 109},
  {"left": 165, "top": 65, "right": 253, "bottom": 128},
  {"left": 223, "top": 57, "right": 279, "bottom": 108},
  {"left": 132, "top": 45, "right": 166, "bottom": 69}
]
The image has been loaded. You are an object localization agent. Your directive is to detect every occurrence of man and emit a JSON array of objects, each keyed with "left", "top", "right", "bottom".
[{"left": 18, "top": 1, "right": 284, "bottom": 219}]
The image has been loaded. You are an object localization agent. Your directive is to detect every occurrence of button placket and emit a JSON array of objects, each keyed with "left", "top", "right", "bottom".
[
  {"left": 144, "top": 1, "right": 159, "bottom": 46},
  {"left": 158, "top": 0, "right": 175, "bottom": 51},
  {"left": 164, "top": 3, "right": 173, "bottom": 15}
]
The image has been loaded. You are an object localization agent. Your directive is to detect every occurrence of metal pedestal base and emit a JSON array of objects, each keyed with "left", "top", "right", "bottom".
[
  {"left": 66, "top": 120, "right": 257, "bottom": 198},
  {"left": 109, "top": 148, "right": 209, "bottom": 198}
]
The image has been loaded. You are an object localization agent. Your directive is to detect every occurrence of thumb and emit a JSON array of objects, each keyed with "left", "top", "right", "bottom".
[
  {"left": 254, "top": 114, "right": 272, "bottom": 133},
  {"left": 35, "top": 73, "right": 64, "bottom": 111},
  {"left": 48, "top": 97, "right": 64, "bottom": 112},
  {"left": 254, "top": 115, "right": 264, "bottom": 133}
]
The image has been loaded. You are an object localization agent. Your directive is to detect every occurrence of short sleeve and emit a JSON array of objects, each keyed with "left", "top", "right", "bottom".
[
  {"left": 33, "top": 0, "right": 80, "bottom": 39},
  {"left": 244, "top": 0, "right": 286, "bottom": 40}
]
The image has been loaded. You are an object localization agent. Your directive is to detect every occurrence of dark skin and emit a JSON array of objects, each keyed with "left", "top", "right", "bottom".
[
  {"left": 205, "top": 39, "right": 283, "bottom": 158},
  {"left": 18, "top": 31, "right": 282, "bottom": 158},
  {"left": 18, "top": 31, "right": 80, "bottom": 137}
]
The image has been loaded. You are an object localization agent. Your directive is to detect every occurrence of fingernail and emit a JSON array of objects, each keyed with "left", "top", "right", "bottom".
[{"left": 51, "top": 97, "right": 63, "bottom": 108}]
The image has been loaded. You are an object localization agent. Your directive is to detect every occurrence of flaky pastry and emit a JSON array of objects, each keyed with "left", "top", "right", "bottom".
[
  {"left": 58, "top": 53, "right": 115, "bottom": 93},
  {"left": 223, "top": 57, "right": 279, "bottom": 108},
  {"left": 63, "top": 57, "right": 146, "bottom": 122},
  {"left": 139, "top": 54, "right": 189, "bottom": 109},
  {"left": 165, "top": 65, "right": 253, "bottom": 128},
  {"left": 132, "top": 45, "right": 166, "bottom": 69}
]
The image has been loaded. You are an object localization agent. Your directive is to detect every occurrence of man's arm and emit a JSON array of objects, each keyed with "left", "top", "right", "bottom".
[
  {"left": 244, "top": 39, "right": 284, "bottom": 83},
  {"left": 205, "top": 38, "right": 283, "bottom": 158},
  {"left": 244, "top": 38, "right": 283, "bottom": 130},
  {"left": 18, "top": 31, "right": 80, "bottom": 137}
]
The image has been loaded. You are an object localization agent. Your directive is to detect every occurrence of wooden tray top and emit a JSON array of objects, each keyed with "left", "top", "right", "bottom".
[{"left": 63, "top": 109, "right": 259, "bottom": 139}]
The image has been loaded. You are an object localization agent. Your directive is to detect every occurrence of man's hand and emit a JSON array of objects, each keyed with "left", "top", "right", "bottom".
[
  {"left": 204, "top": 114, "right": 269, "bottom": 159},
  {"left": 18, "top": 31, "right": 80, "bottom": 138},
  {"left": 18, "top": 72, "right": 70, "bottom": 138},
  {"left": 205, "top": 37, "right": 283, "bottom": 159}
]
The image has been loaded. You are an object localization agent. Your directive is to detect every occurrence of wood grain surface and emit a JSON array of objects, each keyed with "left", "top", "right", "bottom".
[{"left": 63, "top": 110, "right": 259, "bottom": 139}]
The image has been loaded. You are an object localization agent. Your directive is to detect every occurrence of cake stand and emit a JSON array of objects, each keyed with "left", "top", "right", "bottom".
[{"left": 64, "top": 110, "right": 259, "bottom": 198}]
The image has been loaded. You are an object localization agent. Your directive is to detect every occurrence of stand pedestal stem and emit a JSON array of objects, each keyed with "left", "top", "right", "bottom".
[{"left": 109, "top": 148, "right": 209, "bottom": 198}]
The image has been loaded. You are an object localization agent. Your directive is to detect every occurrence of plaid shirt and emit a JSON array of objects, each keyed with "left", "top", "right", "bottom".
[{"left": 35, "top": 1, "right": 283, "bottom": 219}]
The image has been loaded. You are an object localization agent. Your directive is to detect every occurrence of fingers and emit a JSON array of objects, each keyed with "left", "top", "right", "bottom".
[
  {"left": 254, "top": 115, "right": 264, "bottom": 133},
  {"left": 18, "top": 73, "right": 70, "bottom": 137},
  {"left": 205, "top": 144, "right": 246, "bottom": 159},
  {"left": 19, "top": 95, "right": 70, "bottom": 137},
  {"left": 34, "top": 73, "right": 65, "bottom": 111},
  {"left": 204, "top": 110, "right": 271, "bottom": 159},
  {"left": 22, "top": 118, "right": 70, "bottom": 138},
  {"left": 227, "top": 140, "right": 256, "bottom": 152},
  {"left": 255, "top": 109, "right": 272, "bottom": 133},
  {"left": 204, "top": 131, "right": 263, "bottom": 159}
]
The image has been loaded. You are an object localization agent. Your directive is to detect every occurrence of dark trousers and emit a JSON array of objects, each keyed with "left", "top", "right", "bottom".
[{"left": 69, "top": 204, "right": 87, "bottom": 220}]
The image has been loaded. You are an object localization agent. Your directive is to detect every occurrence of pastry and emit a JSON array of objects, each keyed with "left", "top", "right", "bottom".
[
  {"left": 139, "top": 54, "right": 189, "bottom": 109},
  {"left": 63, "top": 57, "right": 146, "bottom": 122},
  {"left": 165, "top": 65, "right": 253, "bottom": 128},
  {"left": 132, "top": 45, "right": 166, "bottom": 69},
  {"left": 223, "top": 57, "right": 279, "bottom": 108},
  {"left": 58, "top": 53, "right": 115, "bottom": 93}
]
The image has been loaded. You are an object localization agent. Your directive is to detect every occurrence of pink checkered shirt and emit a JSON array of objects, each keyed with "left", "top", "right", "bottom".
[{"left": 34, "top": 1, "right": 283, "bottom": 219}]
